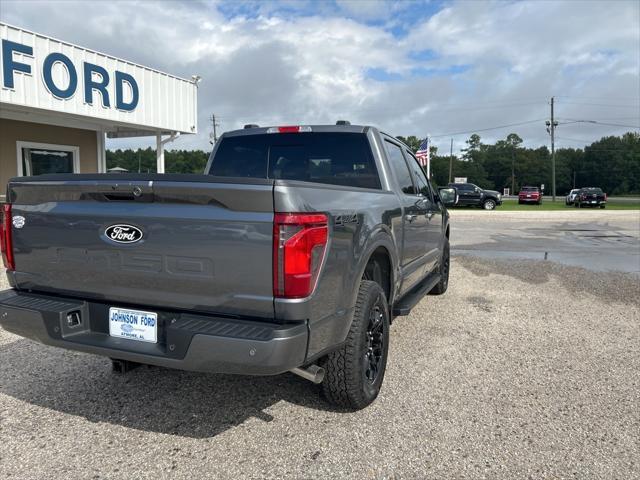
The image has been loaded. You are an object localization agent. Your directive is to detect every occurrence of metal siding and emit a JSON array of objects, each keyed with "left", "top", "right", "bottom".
[{"left": 0, "top": 23, "right": 197, "bottom": 134}]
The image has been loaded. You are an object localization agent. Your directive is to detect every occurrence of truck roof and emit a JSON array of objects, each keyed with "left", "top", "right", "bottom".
[{"left": 223, "top": 124, "right": 370, "bottom": 137}]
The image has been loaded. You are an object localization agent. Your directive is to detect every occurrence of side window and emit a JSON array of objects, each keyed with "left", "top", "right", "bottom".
[
  {"left": 456, "top": 184, "right": 471, "bottom": 191},
  {"left": 405, "top": 150, "right": 433, "bottom": 201},
  {"left": 384, "top": 140, "right": 415, "bottom": 195}
]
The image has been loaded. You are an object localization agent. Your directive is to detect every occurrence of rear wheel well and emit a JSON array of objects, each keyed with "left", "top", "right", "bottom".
[{"left": 362, "top": 247, "right": 392, "bottom": 304}]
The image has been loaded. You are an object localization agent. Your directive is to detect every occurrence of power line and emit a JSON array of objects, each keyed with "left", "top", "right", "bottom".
[
  {"left": 560, "top": 120, "right": 640, "bottom": 129},
  {"left": 558, "top": 116, "right": 640, "bottom": 121},
  {"left": 557, "top": 101, "right": 640, "bottom": 109},
  {"left": 430, "top": 119, "right": 546, "bottom": 138},
  {"left": 556, "top": 95, "right": 640, "bottom": 102}
]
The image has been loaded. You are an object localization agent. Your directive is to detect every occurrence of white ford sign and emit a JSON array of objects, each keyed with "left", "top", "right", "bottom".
[{"left": 0, "top": 22, "right": 198, "bottom": 134}]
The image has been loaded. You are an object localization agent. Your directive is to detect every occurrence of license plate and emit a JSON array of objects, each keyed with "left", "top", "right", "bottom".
[
  {"left": 526, "top": 195, "right": 531, "bottom": 198},
  {"left": 109, "top": 307, "right": 158, "bottom": 343},
  {"left": 591, "top": 201, "right": 596, "bottom": 203}
]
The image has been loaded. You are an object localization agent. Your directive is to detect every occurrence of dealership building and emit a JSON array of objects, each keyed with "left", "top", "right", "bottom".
[{"left": 0, "top": 22, "right": 199, "bottom": 199}]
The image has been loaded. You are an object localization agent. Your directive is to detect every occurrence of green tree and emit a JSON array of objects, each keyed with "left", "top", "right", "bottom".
[
  {"left": 107, "top": 149, "right": 210, "bottom": 174},
  {"left": 396, "top": 135, "right": 423, "bottom": 152}
]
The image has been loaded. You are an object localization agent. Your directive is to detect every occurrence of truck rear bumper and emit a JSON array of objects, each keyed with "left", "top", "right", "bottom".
[
  {"left": 578, "top": 201, "right": 606, "bottom": 206},
  {"left": 0, "top": 289, "right": 308, "bottom": 375}
]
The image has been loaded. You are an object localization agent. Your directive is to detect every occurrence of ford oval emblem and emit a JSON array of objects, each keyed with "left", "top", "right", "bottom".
[
  {"left": 121, "top": 324, "right": 134, "bottom": 333},
  {"left": 105, "top": 224, "right": 143, "bottom": 244}
]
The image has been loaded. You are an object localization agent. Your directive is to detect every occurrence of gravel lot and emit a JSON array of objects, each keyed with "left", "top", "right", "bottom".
[{"left": 1, "top": 212, "right": 639, "bottom": 479}]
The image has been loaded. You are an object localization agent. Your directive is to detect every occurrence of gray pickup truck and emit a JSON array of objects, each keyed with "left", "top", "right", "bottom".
[{"left": 0, "top": 123, "right": 455, "bottom": 409}]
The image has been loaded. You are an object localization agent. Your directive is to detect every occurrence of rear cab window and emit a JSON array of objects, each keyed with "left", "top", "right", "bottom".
[{"left": 209, "top": 132, "right": 381, "bottom": 190}]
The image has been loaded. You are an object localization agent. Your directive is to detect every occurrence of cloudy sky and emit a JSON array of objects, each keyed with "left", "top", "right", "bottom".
[{"left": 2, "top": 0, "right": 639, "bottom": 154}]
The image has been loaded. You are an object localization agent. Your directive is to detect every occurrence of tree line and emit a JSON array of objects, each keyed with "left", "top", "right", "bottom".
[
  {"left": 107, "top": 131, "right": 640, "bottom": 195},
  {"left": 398, "top": 131, "right": 640, "bottom": 195},
  {"left": 106, "top": 148, "right": 209, "bottom": 174}
]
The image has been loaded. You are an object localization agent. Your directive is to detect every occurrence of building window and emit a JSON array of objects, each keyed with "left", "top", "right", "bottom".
[{"left": 16, "top": 142, "right": 80, "bottom": 176}]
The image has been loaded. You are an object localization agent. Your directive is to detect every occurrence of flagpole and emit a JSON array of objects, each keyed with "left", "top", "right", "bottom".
[{"left": 426, "top": 134, "right": 431, "bottom": 179}]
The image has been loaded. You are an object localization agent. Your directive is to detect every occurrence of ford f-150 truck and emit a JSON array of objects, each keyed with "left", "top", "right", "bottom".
[{"left": 0, "top": 123, "right": 455, "bottom": 409}]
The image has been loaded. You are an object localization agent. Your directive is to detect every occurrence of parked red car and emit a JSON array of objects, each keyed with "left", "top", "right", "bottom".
[{"left": 518, "top": 186, "right": 542, "bottom": 205}]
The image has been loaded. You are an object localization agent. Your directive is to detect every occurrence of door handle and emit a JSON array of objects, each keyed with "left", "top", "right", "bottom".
[{"left": 405, "top": 214, "right": 417, "bottom": 223}]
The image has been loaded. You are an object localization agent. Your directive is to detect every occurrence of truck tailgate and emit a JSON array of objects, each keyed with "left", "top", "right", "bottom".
[{"left": 8, "top": 176, "right": 275, "bottom": 319}]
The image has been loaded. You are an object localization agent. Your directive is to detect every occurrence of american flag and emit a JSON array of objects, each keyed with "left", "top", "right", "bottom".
[{"left": 415, "top": 137, "right": 429, "bottom": 167}]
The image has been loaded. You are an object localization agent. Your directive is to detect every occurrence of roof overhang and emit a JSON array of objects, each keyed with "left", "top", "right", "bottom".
[{"left": 0, "top": 102, "right": 175, "bottom": 137}]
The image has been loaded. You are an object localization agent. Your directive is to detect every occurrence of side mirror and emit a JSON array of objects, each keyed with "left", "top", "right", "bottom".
[{"left": 438, "top": 187, "right": 458, "bottom": 207}]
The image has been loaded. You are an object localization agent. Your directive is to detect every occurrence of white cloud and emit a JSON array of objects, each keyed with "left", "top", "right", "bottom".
[{"left": 1, "top": 0, "right": 638, "bottom": 155}]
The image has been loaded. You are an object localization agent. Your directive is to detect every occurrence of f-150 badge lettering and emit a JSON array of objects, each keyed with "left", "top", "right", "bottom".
[
  {"left": 105, "top": 224, "right": 143, "bottom": 244},
  {"left": 335, "top": 213, "right": 358, "bottom": 226}
]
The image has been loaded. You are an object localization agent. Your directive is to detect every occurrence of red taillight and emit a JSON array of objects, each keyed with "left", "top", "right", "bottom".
[
  {"left": 1, "top": 204, "right": 15, "bottom": 271},
  {"left": 273, "top": 213, "right": 328, "bottom": 298}
]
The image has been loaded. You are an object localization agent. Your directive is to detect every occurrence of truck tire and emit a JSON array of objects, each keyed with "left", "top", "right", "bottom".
[
  {"left": 483, "top": 199, "right": 496, "bottom": 210},
  {"left": 321, "top": 280, "right": 389, "bottom": 410},
  {"left": 429, "top": 238, "right": 450, "bottom": 295}
]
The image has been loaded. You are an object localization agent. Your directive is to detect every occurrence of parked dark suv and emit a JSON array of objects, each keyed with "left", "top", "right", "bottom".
[
  {"left": 574, "top": 187, "right": 607, "bottom": 208},
  {"left": 448, "top": 183, "right": 502, "bottom": 210}
]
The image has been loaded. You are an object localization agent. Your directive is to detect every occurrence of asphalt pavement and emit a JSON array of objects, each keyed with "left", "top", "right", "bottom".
[
  {"left": 450, "top": 210, "right": 640, "bottom": 275},
  {"left": 1, "top": 210, "right": 639, "bottom": 479}
]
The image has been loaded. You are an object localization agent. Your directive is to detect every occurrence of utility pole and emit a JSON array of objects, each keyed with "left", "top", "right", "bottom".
[
  {"left": 546, "top": 97, "right": 558, "bottom": 202},
  {"left": 551, "top": 96, "right": 555, "bottom": 202},
  {"left": 511, "top": 146, "right": 515, "bottom": 196},
  {"left": 448, "top": 138, "right": 453, "bottom": 184},
  {"left": 210, "top": 114, "right": 220, "bottom": 144}
]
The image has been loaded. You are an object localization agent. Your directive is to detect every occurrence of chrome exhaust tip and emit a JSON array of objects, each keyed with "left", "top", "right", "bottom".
[{"left": 290, "top": 365, "right": 325, "bottom": 384}]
